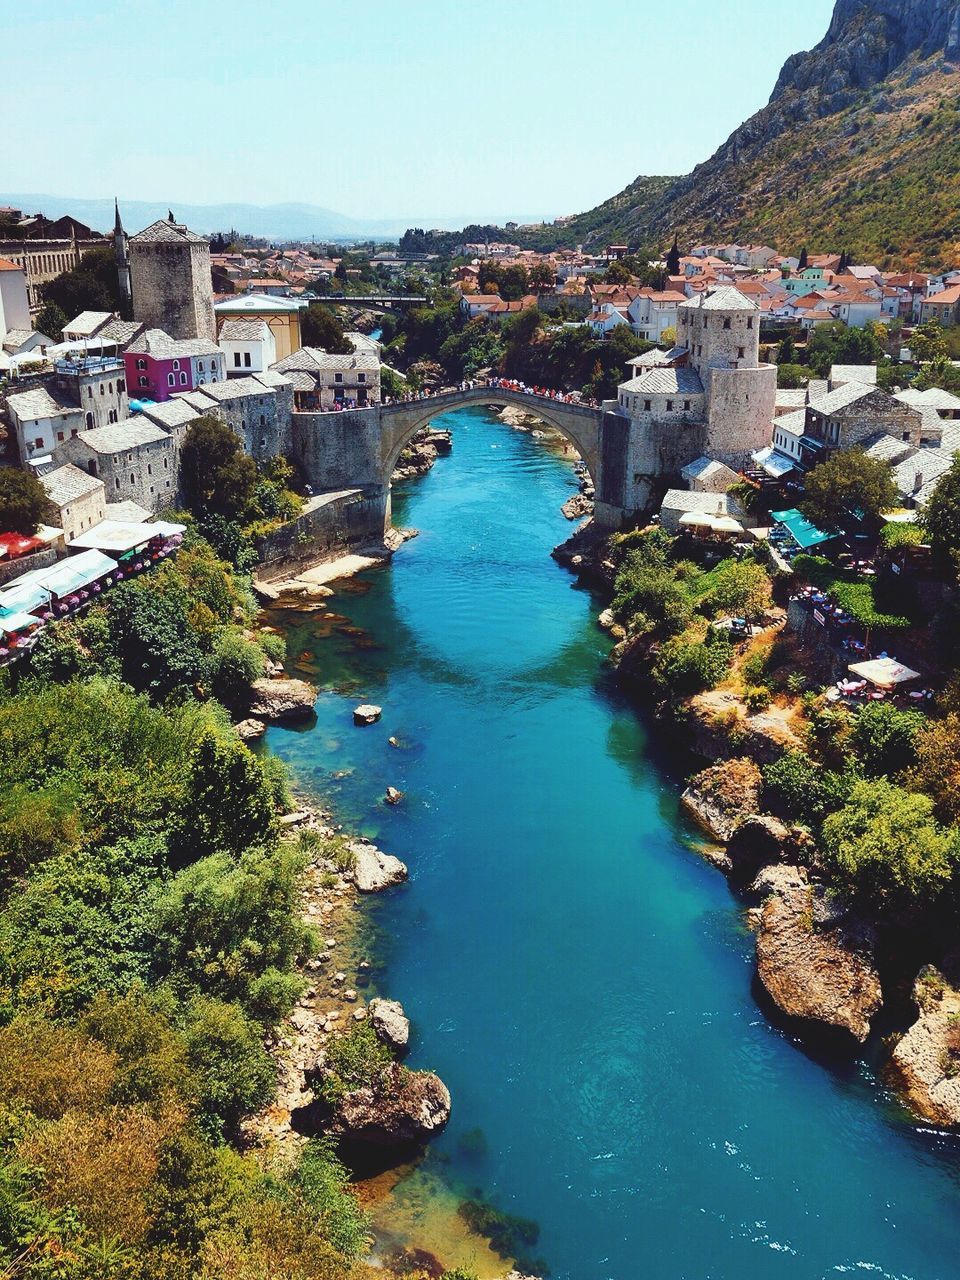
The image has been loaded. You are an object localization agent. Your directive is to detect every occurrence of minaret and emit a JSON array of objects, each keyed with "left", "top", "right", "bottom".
[{"left": 114, "top": 198, "right": 132, "bottom": 316}]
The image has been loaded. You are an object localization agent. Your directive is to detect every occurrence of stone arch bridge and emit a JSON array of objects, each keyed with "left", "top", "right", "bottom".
[{"left": 291, "top": 385, "right": 646, "bottom": 535}]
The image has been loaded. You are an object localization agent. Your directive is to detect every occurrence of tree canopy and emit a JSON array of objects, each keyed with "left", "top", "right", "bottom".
[
  {"left": 799, "top": 449, "right": 897, "bottom": 533},
  {"left": 0, "top": 467, "right": 53, "bottom": 535},
  {"left": 180, "top": 417, "right": 257, "bottom": 522}
]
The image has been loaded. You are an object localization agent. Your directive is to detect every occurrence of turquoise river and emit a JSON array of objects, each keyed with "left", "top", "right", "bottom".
[{"left": 266, "top": 406, "right": 960, "bottom": 1280}]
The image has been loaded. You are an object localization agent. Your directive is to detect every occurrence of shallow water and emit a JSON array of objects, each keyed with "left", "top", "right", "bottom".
[{"left": 267, "top": 406, "right": 960, "bottom": 1280}]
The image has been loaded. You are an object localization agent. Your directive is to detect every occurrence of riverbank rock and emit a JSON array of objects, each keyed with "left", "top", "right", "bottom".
[
  {"left": 353, "top": 703, "right": 382, "bottom": 725},
  {"left": 681, "top": 757, "right": 762, "bottom": 842},
  {"left": 728, "top": 814, "right": 813, "bottom": 885},
  {"left": 369, "top": 998, "right": 410, "bottom": 1054},
  {"left": 755, "top": 870, "right": 882, "bottom": 1045},
  {"left": 889, "top": 966, "right": 960, "bottom": 1127},
  {"left": 561, "top": 493, "right": 594, "bottom": 521},
  {"left": 235, "top": 717, "right": 266, "bottom": 741},
  {"left": 326, "top": 1063, "right": 450, "bottom": 1147},
  {"left": 351, "top": 841, "right": 408, "bottom": 893},
  {"left": 686, "top": 690, "right": 805, "bottom": 764},
  {"left": 392, "top": 428, "right": 452, "bottom": 481},
  {"left": 249, "top": 677, "right": 317, "bottom": 723}
]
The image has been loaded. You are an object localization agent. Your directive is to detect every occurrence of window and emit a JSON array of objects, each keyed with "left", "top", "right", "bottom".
[
  {"left": 198, "top": 361, "right": 204, "bottom": 371},
  {"left": 747, "top": 317, "right": 754, "bottom": 329},
  {"left": 100, "top": 384, "right": 105, "bottom": 396},
  {"left": 234, "top": 352, "right": 242, "bottom": 367},
  {"left": 118, "top": 379, "right": 125, "bottom": 393},
  {"left": 87, "top": 386, "right": 93, "bottom": 398},
  {"left": 115, "top": 477, "right": 120, "bottom": 490},
  {"left": 334, "top": 373, "right": 343, "bottom": 383},
  {"left": 139, "top": 376, "right": 148, "bottom": 388},
  {"left": 130, "top": 474, "right": 135, "bottom": 485},
  {"left": 136, "top": 358, "right": 146, "bottom": 370},
  {"left": 737, "top": 347, "right": 745, "bottom": 359},
  {"left": 167, "top": 373, "right": 175, "bottom": 387},
  {"left": 34, "top": 437, "right": 43, "bottom": 448},
  {"left": 683, "top": 400, "right": 691, "bottom": 411},
  {"left": 179, "top": 372, "right": 187, "bottom": 385},
  {"left": 108, "top": 382, "right": 113, "bottom": 394},
  {"left": 173, "top": 360, "right": 180, "bottom": 371},
  {"left": 57, "top": 430, "right": 64, "bottom": 442},
  {"left": 244, "top": 352, "right": 251, "bottom": 367},
  {"left": 643, "top": 399, "right": 652, "bottom": 411},
  {"left": 666, "top": 400, "right": 674, "bottom": 412},
  {"left": 358, "top": 373, "right": 365, "bottom": 383},
  {"left": 147, "top": 464, "right": 152, "bottom": 476},
  {"left": 85, "top": 412, "right": 93, "bottom": 429},
  {"left": 723, "top": 318, "right": 731, "bottom": 330}
]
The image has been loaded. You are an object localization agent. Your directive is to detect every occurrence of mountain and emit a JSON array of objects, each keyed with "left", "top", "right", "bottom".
[
  {"left": 529, "top": 0, "right": 960, "bottom": 267},
  {"left": 0, "top": 194, "right": 553, "bottom": 244}
]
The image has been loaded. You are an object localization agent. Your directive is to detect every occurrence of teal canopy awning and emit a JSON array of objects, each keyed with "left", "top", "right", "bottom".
[{"left": 771, "top": 508, "right": 834, "bottom": 550}]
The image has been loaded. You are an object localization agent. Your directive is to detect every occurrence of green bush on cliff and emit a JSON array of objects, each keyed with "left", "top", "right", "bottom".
[
  {"left": 651, "top": 632, "right": 733, "bottom": 697},
  {"left": 848, "top": 701, "right": 926, "bottom": 778},
  {"left": 321, "top": 1022, "right": 395, "bottom": 1104},
  {"left": 820, "top": 779, "right": 960, "bottom": 914}
]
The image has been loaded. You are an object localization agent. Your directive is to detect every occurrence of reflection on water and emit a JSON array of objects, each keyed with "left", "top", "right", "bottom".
[{"left": 267, "top": 407, "right": 960, "bottom": 1280}]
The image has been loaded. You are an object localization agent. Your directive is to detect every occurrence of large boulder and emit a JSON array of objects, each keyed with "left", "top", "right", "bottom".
[
  {"left": 728, "top": 815, "right": 814, "bottom": 884},
  {"left": 369, "top": 998, "right": 410, "bottom": 1054},
  {"left": 755, "top": 870, "right": 882, "bottom": 1046},
  {"left": 351, "top": 841, "right": 408, "bottom": 893},
  {"left": 889, "top": 966, "right": 960, "bottom": 1127},
  {"left": 249, "top": 678, "right": 316, "bottom": 723},
  {"left": 327, "top": 1063, "right": 450, "bottom": 1147},
  {"left": 681, "top": 757, "right": 762, "bottom": 842}
]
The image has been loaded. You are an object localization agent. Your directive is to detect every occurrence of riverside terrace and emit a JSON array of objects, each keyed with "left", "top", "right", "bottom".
[{"left": 0, "top": 521, "right": 184, "bottom": 663}]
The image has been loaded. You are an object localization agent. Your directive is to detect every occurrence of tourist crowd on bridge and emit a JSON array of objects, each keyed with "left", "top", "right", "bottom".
[{"left": 334, "top": 377, "right": 599, "bottom": 411}]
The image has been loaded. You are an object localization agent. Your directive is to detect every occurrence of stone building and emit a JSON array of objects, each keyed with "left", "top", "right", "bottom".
[
  {"left": 798, "top": 385, "right": 924, "bottom": 469},
  {"left": 173, "top": 371, "right": 294, "bottom": 462},
  {"left": 40, "top": 463, "right": 106, "bottom": 542},
  {"left": 0, "top": 258, "right": 30, "bottom": 334},
  {"left": 54, "top": 417, "right": 178, "bottom": 512},
  {"left": 271, "top": 346, "right": 380, "bottom": 409},
  {"left": 5, "top": 353, "right": 128, "bottom": 464},
  {"left": 128, "top": 217, "right": 216, "bottom": 343}
]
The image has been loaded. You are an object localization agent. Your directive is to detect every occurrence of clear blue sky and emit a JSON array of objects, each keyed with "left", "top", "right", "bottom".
[{"left": 5, "top": 0, "right": 836, "bottom": 221}]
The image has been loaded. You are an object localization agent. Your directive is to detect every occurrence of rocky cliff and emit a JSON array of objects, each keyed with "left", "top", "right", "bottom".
[{"left": 550, "top": 0, "right": 960, "bottom": 266}]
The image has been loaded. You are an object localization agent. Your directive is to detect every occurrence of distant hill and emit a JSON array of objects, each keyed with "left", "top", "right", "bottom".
[
  {"left": 432, "top": 0, "right": 960, "bottom": 268},
  {"left": 0, "top": 194, "right": 554, "bottom": 244}
]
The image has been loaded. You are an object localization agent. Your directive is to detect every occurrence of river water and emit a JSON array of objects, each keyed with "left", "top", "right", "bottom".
[{"left": 266, "top": 406, "right": 960, "bottom": 1280}]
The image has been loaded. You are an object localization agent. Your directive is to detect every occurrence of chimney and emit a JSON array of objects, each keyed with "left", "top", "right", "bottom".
[{"left": 914, "top": 468, "right": 923, "bottom": 493}]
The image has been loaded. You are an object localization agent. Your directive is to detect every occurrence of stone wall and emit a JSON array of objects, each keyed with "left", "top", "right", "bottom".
[
  {"left": 0, "top": 546, "right": 59, "bottom": 586},
  {"left": 254, "top": 488, "right": 387, "bottom": 576},
  {"left": 705, "top": 364, "right": 777, "bottom": 465},
  {"left": 56, "top": 433, "right": 178, "bottom": 513}
]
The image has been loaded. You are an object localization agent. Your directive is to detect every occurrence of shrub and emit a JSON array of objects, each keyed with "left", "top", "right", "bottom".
[
  {"left": 257, "top": 630, "right": 287, "bottom": 664},
  {"left": 651, "top": 633, "right": 732, "bottom": 697},
  {"left": 183, "top": 996, "right": 276, "bottom": 1137},
  {"left": 321, "top": 1023, "right": 394, "bottom": 1103},
  {"left": 848, "top": 701, "right": 925, "bottom": 777},
  {"left": 208, "top": 632, "right": 266, "bottom": 711},
  {"left": 820, "top": 779, "right": 959, "bottom": 913},
  {"left": 762, "top": 750, "right": 859, "bottom": 828},
  {"left": 744, "top": 685, "right": 772, "bottom": 713}
]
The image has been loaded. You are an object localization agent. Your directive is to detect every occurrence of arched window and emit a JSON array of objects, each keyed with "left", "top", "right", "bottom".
[
  {"left": 179, "top": 371, "right": 187, "bottom": 385},
  {"left": 723, "top": 318, "right": 731, "bottom": 330},
  {"left": 167, "top": 373, "right": 175, "bottom": 387},
  {"left": 173, "top": 360, "right": 180, "bottom": 371},
  {"left": 100, "top": 384, "right": 105, "bottom": 395},
  {"left": 139, "top": 375, "right": 148, "bottom": 388},
  {"left": 118, "top": 379, "right": 125, "bottom": 393},
  {"left": 747, "top": 317, "right": 754, "bottom": 329},
  {"left": 136, "top": 358, "right": 146, "bottom": 370},
  {"left": 85, "top": 412, "right": 93, "bottom": 429}
]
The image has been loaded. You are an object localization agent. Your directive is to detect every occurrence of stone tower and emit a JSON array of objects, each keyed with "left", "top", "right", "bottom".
[
  {"left": 677, "top": 286, "right": 776, "bottom": 466},
  {"left": 113, "top": 198, "right": 132, "bottom": 315},
  {"left": 128, "top": 214, "right": 216, "bottom": 342}
]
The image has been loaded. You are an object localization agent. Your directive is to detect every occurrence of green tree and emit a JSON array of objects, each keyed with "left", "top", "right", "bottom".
[
  {"left": 776, "top": 363, "right": 809, "bottom": 389},
  {"left": 179, "top": 728, "right": 278, "bottom": 862},
  {"left": 180, "top": 417, "right": 257, "bottom": 522},
  {"left": 498, "top": 264, "right": 530, "bottom": 302},
  {"left": 35, "top": 301, "right": 68, "bottom": 342},
  {"left": 799, "top": 449, "right": 897, "bottom": 533},
  {"left": 0, "top": 467, "right": 53, "bottom": 534},
  {"left": 848, "top": 701, "right": 925, "bottom": 777},
  {"left": 797, "top": 246, "right": 808, "bottom": 271},
  {"left": 38, "top": 245, "right": 125, "bottom": 319},
  {"left": 910, "top": 319, "right": 949, "bottom": 365},
  {"left": 820, "top": 779, "right": 959, "bottom": 913},
  {"left": 603, "top": 261, "right": 632, "bottom": 285},
  {"left": 300, "top": 304, "right": 351, "bottom": 353},
  {"left": 107, "top": 581, "right": 207, "bottom": 701},
  {"left": 701, "top": 559, "right": 772, "bottom": 620},
  {"left": 665, "top": 236, "right": 681, "bottom": 276},
  {"left": 807, "top": 320, "right": 883, "bottom": 377},
  {"left": 922, "top": 455, "right": 960, "bottom": 576}
]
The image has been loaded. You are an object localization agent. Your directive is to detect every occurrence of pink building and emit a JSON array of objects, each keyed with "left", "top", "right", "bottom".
[{"left": 124, "top": 328, "right": 226, "bottom": 402}]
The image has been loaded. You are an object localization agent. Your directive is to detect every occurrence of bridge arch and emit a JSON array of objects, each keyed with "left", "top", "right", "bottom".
[{"left": 379, "top": 386, "right": 603, "bottom": 491}]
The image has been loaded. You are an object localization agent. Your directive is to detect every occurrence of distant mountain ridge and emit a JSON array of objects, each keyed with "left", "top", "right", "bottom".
[
  {"left": 495, "top": 0, "right": 960, "bottom": 267},
  {"left": 0, "top": 194, "right": 554, "bottom": 243}
]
